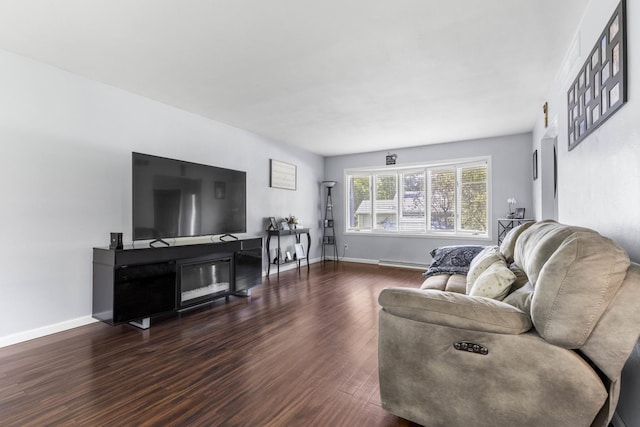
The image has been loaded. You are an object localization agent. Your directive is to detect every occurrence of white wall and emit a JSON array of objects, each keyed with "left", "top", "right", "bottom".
[
  {"left": 324, "top": 133, "right": 533, "bottom": 266},
  {"left": 0, "top": 50, "right": 324, "bottom": 343},
  {"left": 531, "top": 1, "right": 640, "bottom": 425}
]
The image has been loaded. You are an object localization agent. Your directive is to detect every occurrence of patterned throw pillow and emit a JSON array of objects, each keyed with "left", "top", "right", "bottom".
[
  {"left": 466, "top": 246, "right": 505, "bottom": 293},
  {"left": 423, "top": 245, "right": 485, "bottom": 277},
  {"left": 469, "top": 260, "right": 517, "bottom": 301}
]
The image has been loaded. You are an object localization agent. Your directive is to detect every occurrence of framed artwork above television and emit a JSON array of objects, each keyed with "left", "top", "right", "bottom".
[{"left": 269, "top": 159, "right": 297, "bottom": 190}]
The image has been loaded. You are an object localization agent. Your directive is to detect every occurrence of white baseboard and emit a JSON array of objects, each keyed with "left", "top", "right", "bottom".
[
  {"left": 340, "top": 257, "right": 427, "bottom": 270},
  {"left": 340, "top": 256, "right": 378, "bottom": 264},
  {"left": 264, "top": 257, "right": 322, "bottom": 276},
  {"left": 0, "top": 316, "right": 98, "bottom": 348},
  {"left": 263, "top": 255, "right": 426, "bottom": 271}
]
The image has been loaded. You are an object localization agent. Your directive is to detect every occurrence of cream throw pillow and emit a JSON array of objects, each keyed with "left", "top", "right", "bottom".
[
  {"left": 469, "top": 260, "right": 517, "bottom": 301},
  {"left": 466, "top": 245, "right": 505, "bottom": 293}
]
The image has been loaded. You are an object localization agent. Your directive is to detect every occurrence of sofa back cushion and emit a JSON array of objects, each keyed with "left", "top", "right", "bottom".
[
  {"left": 500, "top": 221, "right": 535, "bottom": 263},
  {"left": 514, "top": 221, "right": 630, "bottom": 348}
]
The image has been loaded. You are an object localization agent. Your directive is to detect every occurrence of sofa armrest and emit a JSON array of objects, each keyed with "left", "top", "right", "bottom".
[{"left": 378, "top": 288, "right": 532, "bottom": 334}]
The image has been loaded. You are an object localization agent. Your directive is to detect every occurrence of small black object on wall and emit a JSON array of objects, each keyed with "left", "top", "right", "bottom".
[
  {"left": 386, "top": 153, "right": 397, "bottom": 165},
  {"left": 110, "top": 232, "right": 123, "bottom": 250}
]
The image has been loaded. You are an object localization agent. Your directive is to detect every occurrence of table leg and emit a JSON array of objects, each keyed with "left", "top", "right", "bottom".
[
  {"left": 306, "top": 232, "right": 311, "bottom": 271},
  {"left": 266, "top": 234, "right": 272, "bottom": 276}
]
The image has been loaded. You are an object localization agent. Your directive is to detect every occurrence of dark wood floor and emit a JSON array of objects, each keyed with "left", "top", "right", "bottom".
[{"left": 0, "top": 262, "right": 423, "bottom": 426}]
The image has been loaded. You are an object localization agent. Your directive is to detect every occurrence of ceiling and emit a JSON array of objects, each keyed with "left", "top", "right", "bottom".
[{"left": 0, "top": 0, "right": 590, "bottom": 156}]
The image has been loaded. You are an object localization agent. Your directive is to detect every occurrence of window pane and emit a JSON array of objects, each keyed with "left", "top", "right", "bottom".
[
  {"left": 459, "top": 165, "right": 487, "bottom": 232},
  {"left": 429, "top": 169, "right": 455, "bottom": 231},
  {"left": 374, "top": 174, "right": 397, "bottom": 231},
  {"left": 400, "top": 171, "right": 426, "bottom": 232},
  {"left": 348, "top": 175, "right": 371, "bottom": 230}
]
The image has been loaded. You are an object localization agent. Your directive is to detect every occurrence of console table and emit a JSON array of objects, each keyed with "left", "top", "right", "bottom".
[
  {"left": 266, "top": 228, "right": 311, "bottom": 276},
  {"left": 497, "top": 218, "right": 534, "bottom": 244}
]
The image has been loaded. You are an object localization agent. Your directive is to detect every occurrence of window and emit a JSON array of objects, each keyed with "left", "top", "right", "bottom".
[{"left": 346, "top": 158, "right": 489, "bottom": 237}]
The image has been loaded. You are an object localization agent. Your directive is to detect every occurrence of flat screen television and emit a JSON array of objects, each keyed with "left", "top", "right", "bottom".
[{"left": 132, "top": 152, "right": 246, "bottom": 241}]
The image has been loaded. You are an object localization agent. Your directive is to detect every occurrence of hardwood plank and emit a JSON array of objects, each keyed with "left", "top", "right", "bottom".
[{"left": 0, "top": 262, "right": 422, "bottom": 426}]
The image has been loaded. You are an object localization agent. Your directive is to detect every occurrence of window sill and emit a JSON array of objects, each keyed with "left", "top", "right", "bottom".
[{"left": 344, "top": 230, "right": 492, "bottom": 241}]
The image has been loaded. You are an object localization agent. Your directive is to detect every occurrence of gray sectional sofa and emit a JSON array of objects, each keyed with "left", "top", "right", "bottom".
[{"left": 378, "top": 220, "right": 640, "bottom": 427}]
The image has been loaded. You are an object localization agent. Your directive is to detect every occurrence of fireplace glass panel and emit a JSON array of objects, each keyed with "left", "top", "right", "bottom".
[{"left": 180, "top": 258, "right": 231, "bottom": 307}]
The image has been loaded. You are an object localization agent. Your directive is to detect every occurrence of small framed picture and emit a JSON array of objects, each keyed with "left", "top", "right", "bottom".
[
  {"left": 593, "top": 104, "right": 601, "bottom": 122},
  {"left": 268, "top": 217, "right": 278, "bottom": 230},
  {"left": 609, "top": 82, "right": 620, "bottom": 106},
  {"left": 612, "top": 43, "right": 620, "bottom": 75},
  {"left": 270, "top": 159, "right": 297, "bottom": 190},
  {"left": 601, "top": 61, "right": 610, "bottom": 84},
  {"left": 295, "top": 243, "right": 306, "bottom": 258},
  {"left": 514, "top": 208, "right": 526, "bottom": 220},
  {"left": 609, "top": 14, "right": 619, "bottom": 40},
  {"left": 532, "top": 150, "right": 538, "bottom": 181}
]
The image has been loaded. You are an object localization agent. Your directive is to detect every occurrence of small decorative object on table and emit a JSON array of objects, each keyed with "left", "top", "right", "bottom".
[
  {"left": 295, "top": 243, "right": 306, "bottom": 258},
  {"left": 514, "top": 208, "right": 526, "bottom": 219},
  {"left": 268, "top": 217, "right": 279, "bottom": 230},
  {"left": 285, "top": 214, "right": 300, "bottom": 229},
  {"left": 507, "top": 197, "right": 517, "bottom": 218}
]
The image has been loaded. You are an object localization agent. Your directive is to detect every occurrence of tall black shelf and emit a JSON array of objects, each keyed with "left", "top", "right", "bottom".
[{"left": 322, "top": 181, "right": 338, "bottom": 262}]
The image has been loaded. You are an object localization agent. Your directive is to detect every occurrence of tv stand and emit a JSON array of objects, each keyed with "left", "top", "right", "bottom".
[{"left": 92, "top": 237, "right": 262, "bottom": 327}]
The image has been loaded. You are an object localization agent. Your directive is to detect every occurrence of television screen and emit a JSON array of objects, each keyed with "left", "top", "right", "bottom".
[{"left": 132, "top": 152, "right": 246, "bottom": 240}]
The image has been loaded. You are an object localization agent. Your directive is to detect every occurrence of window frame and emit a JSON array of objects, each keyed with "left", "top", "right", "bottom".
[{"left": 344, "top": 157, "right": 491, "bottom": 239}]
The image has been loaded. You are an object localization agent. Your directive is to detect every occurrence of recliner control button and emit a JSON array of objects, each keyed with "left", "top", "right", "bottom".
[{"left": 453, "top": 341, "right": 488, "bottom": 355}]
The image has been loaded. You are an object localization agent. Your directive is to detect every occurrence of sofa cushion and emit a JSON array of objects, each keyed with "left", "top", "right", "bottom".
[
  {"left": 509, "top": 263, "right": 530, "bottom": 291},
  {"left": 500, "top": 221, "right": 535, "bottom": 263},
  {"left": 466, "top": 246, "right": 505, "bottom": 293},
  {"left": 515, "top": 221, "right": 630, "bottom": 348},
  {"left": 503, "top": 282, "right": 534, "bottom": 314},
  {"left": 421, "top": 274, "right": 466, "bottom": 294},
  {"left": 469, "top": 260, "right": 516, "bottom": 301},
  {"left": 513, "top": 220, "right": 591, "bottom": 286}
]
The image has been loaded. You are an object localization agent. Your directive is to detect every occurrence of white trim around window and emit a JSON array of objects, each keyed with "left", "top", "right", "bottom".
[{"left": 344, "top": 156, "right": 491, "bottom": 239}]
